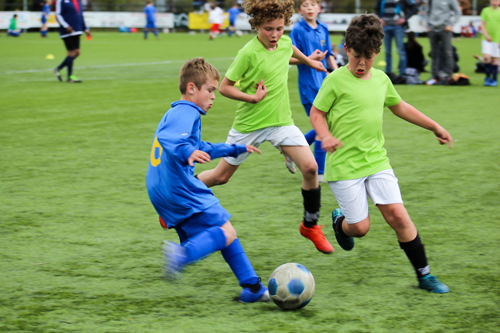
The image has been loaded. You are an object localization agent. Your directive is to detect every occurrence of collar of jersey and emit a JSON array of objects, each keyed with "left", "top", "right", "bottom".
[
  {"left": 299, "top": 17, "right": 320, "bottom": 31},
  {"left": 171, "top": 100, "right": 206, "bottom": 115}
]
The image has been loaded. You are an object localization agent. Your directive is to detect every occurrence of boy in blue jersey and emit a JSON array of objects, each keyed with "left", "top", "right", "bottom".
[
  {"left": 144, "top": 1, "right": 159, "bottom": 40},
  {"left": 289, "top": 0, "right": 337, "bottom": 183},
  {"left": 41, "top": 0, "right": 51, "bottom": 37},
  {"left": 227, "top": 2, "right": 241, "bottom": 37},
  {"left": 146, "top": 58, "right": 269, "bottom": 303}
]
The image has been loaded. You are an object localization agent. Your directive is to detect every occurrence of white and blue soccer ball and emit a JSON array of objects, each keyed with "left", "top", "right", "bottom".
[{"left": 268, "top": 263, "right": 315, "bottom": 310}]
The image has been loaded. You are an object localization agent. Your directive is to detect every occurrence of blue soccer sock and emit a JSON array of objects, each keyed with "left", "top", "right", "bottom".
[
  {"left": 144, "top": 29, "right": 148, "bottom": 39},
  {"left": 492, "top": 65, "right": 498, "bottom": 81},
  {"left": 485, "top": 63, "right": 492, "bottom": 79},
  {"left": 152, "top": 29, "right": 158, "bottom": 37},
  {"left": 183, "top": 226, "right": 227, "bottom": 264},
  {"left": 221, "top": 238, "right": 259, "bottom": 286},
  {"left": 314, "top": 140, "right": 326, "bottom": 175},
  {"left": 66, "top": 56, "right": 75, "bottom": 78},
  {"left": 57, "top": 56, "right": 72, "bottom": 71},
  {"left": 304, "top": 129, "right": 316, "bottom": 146}
]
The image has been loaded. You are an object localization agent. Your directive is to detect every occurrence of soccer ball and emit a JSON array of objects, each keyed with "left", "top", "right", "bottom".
[
  {"left": 268, "top": 263, "right": 315, "bottom": 310},
  {"left": 235, "top": 30, "right": 243, "bottom": 37}
]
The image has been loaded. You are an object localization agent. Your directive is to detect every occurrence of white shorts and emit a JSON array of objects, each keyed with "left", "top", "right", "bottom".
[
  {"left": 327, "top": 169, "right": 403, "bottom": 224},
  {"left": 224, "top": 125, "right": 308, "bottom": 165},
  {"left": 482, "top": 40, "right": 500, "bottom": 58}
]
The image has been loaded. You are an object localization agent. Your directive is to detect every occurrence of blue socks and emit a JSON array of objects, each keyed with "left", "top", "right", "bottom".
[
  {"left": 144, "top": 30, "right": 148, "bottom": 39},
  {"left": 152, "top": 29, "right": 158, "bottom": 37},
  {"left": 304, "top": 129, "right": 316, "bottom": 145},
  {"left": 485, "top": 63, "right": 492, "bottom": 79},
  {"left": 41, "top": 30, "right": 47, "bottom": 37},
  {"left": 183, "top": 226, "right": 227, "bottom": 264},
  {"left": 221, "top": 238, "right": 259, "bottom": 286},
  {"left": 492, "top": 65, "right": 498, "bottom": 81},
  {"left": 314, "top": 140, "right": 326, "bottom": 175}
]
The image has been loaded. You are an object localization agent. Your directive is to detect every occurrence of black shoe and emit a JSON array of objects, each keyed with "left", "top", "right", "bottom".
[{"left": 53, "top": 68, "right": 62, "bottom": 82}]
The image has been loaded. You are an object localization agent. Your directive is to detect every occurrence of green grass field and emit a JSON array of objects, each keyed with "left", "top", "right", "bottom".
[{"left": 1, "top": 31, "right": 499, "bottom": 333}]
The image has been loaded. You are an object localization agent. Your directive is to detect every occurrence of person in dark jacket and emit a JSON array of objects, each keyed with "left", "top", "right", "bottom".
[
  {"left": 405, "top": 31, "right": 427, "bottom": 72},
  {"left": 375, "top": 0, "right": 419, "bottom": 77},
  {"left": 53, "top": 0, "right": 91, "bottom": 83}
]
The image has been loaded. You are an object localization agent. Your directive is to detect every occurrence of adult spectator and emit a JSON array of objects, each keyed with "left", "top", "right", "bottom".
[
  {"left": 54, "top": 0, "right": 91, "bottom": 83},
  {"left": 426, "top": 0, "right": 461, "bottom": 84},
  {"left": 375, "top": 0, "right": 419, "bottom": 78}
]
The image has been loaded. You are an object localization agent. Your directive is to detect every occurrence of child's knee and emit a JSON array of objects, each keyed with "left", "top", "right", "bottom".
[
  {"left": 300, "top": 160, "right": 318, "bottom": 177},
  {"left": 347, "top": 221, "right": 370, "bottom": 237},
  {"left": 220, "top": 222, "right": 237, "bottom": 245},
  {"left": 214, "top": 173, "right": 231, "bottom": 185}
]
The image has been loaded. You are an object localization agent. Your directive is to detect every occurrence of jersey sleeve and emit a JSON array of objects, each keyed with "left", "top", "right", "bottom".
[
  {"left": 225, "top": 48, "right": 250, "bottom": 82},
  {"left": 198, "top": 142, "right": 248, "bottom": 159},
  {"left": 313, "top": 74, "right": 337, "bottom": 112},
  {"left": 325, "top": 29, "right": 334, "bottom": 57},
  {"left": 383, "top": 77, "right": 402, "bottom": 107},
  {"left": 156, "top": 110, "right": 198, "bottom": 165}
]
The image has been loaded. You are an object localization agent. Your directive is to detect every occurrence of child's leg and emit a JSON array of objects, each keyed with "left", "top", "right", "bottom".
[
  {"left": 197, "top": 158, "right": 239, "bottom": 187},
  {"left": 483, "top": 53, "right": 492, "bottom": 80},
  {"left": 152, "top": 29, "right": 158, "bottom": 38},
  {"left": 144, "top": 28, "right": 149, "bottom": 39},
  {"left": 491, "top": 57, "right": 498, "bottom": 83}
]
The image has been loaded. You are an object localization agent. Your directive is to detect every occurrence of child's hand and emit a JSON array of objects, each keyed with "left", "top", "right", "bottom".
[
  {"left": 252, "top": 80, "right": 267, "bottom": 103},
  {"left": 322, "top": 136, "right": 343, "bottom": 153},
  {"left": 245, "top": 145, "right": 261, "bottom": 154},
  {"left": 309, "top": 60, "right": 327, "bottom": 72},
  {"left": 434, "top": 126, "right": 453, "bottom": 148},
  {"left": 308, "top": 49, "right": 327, "bottom": 62},
  {"left": 188, "top": 150, "right": 211, "bottom": 166}
]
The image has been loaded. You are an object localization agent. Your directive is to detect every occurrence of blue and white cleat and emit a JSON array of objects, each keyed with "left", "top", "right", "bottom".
[
  {"left": 489, "top": 80, "right": 498, "bottom": 87},
  {"left": 163, "top": 241, "right": 187, "bottom": 280},
  {"left": 332, "top": 208, "right": 354, "bottom": 251},
  {"left": 484, "top": 77, "right": 491, "bottom": 86},
  {"left": 240, "top": 282, "right": 271, "bottom": 303},
  {"left": 418, "top": 274, "right": 450, "bottom": 293}
]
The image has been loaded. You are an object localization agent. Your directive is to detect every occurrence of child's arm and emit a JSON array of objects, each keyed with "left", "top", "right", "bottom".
[
  {"left": 196, "top": 142, "right": 260, "bottom": 164},
  {"left": 310, "top": 105, "right": 343, "bottom": 153},
  {"left": 289, "top": 49, "right": 327, "bottom": 65},
  {"left": 219, "top": 77, "right": 267, "bottom": 104},
  {"left": 389, "top": 100, "right": 453, "bottom": 148},
  {"left": 291, "top": 45, "right": 326, "bottom": 72},
  {"left": 326, "top": 55, "right": 338, "bottom": 71},
  {"left": 480, "top": 20, "right": 492, "bottom": 41}
]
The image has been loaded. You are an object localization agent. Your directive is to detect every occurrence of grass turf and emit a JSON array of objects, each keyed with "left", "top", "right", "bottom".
[{"left": 0, "top": 32, "right": 499, "bottom": 333}]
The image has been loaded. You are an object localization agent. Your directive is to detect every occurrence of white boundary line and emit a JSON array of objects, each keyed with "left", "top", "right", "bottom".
[{"left": 0, "top": 57, "right": 235, "bottom": 75}]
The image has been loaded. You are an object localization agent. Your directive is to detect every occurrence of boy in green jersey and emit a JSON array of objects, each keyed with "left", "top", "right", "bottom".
[
  {"left": 310, "top": 14, "right": 453, "bottom": 293},
  {"left": 197, "top": 0, "right": 335, "bottom": 255},
  {"left": 480, "top": 0, "right": 500, "bottom": 86},
  {"left": 7, "top": 14, "right": 22, "bottom": 37}
]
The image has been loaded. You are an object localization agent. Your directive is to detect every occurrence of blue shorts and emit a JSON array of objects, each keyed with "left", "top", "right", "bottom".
[
  {"left": 146, "top": 21, "right": 156, "bottom": 29},
  {"left": 303, "top": 103, "right": 313, "bottom": 117},
  {"left": 229, "top": 19, "right": 236, "bottom": 26},
  {"left": 174, "top": 203, "right": 230, "bottom": 245},
  {"left": 41, "top": 15, "right": 47, "bottom": 24}
]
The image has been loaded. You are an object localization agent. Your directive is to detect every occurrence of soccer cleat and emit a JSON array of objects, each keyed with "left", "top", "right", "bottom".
[
  {"left": 67, "top": 75, "right": 82, "bottom": 83},
  {"left": 332, "top": 208, "right": 354, "bottom": 251},
  {"left": 163, "top": 241, "right": 187, "bottom": 280},
  {"left": 484, "top": 77, "right": 491, "bottom": 86},
  {"left": 489, "top": 80, "right": 498, "bottom": 87},
  {"left": 299, "top": 222, "right": 334, "bottom": 254},
  {"left": 53, "top": 68, "right": 62, "bottom": 82},
  {"left": 278, "top": 147, "right": 296, "bottom": 174},
  {"left": 418, "top": 274, "right": 450, "bottom": 293},
  {"left": 240, "top": 282, "right": 271, "bottom": 303}
]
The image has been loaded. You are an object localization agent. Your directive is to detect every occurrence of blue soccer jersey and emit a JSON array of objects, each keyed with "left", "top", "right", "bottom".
[
  {"left": 144, "top": 5, "right": 156, "bottom": 23},
  {"left": 146, "top": 101, "right": 247, "bottom": 228},
  {"left": 289, "top": 18, "right": 334, "bottom": 106}
]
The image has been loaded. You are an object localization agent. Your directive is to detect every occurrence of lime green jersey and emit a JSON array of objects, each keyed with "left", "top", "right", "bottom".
[
  {"left": 313, "top": 66, "right": 401, "bottom": 181},
  {"left": 224, "top": 35, "right": 295, "bottom": 133},
  {"left": 481, "top": 7, "right": 500, "bottom": 43}
]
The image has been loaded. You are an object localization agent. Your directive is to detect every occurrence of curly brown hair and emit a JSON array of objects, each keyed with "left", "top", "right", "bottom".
[
  {"left": 179, "top": 58, "right": 220, "bottom": 94},
  {"left": 345, "top": 14, "right": 384, "bottom": 56},
  {"left": 243, "top": 0, "right": 295, "bottom": 29}
]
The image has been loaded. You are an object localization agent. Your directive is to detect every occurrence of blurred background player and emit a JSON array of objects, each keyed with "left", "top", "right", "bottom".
[
  {"left": 289, "top": 0, "right": 337, "bottom": 183},
  {"left": 227, "top": 2, "right": 241, "bottom": 37},
  {"left": 144, "top": 1, "right": 159, "bottom": 40},
  {"left": 197, "top": 0, "right": 333, "bottom": 255},
  {"left": 480, "top": 0, "right": 500, "bottom": 87},
  {"left": 41, "top": 0, "right": 51, "bottom": 37},
  {"left": 146, "top": 58, "right": 269, "bottom": 303},
  {"left": 54, "top": 0, "right": 91, "bottom": 83},
  {"left": 208, "top": 2, "right": 225, "bottom": 39},
  {"left": 7, "top": 14, "right": 22, "bottom": 37},
  {"left": 310, "top": 14, "right": 452, "bottom": 293}
]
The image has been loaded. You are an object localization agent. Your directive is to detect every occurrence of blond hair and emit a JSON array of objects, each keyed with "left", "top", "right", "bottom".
[
  {"left": 243, "top": 0, "right": 295, "bottom": 28},
  {"left": 297, "top": 0, "right": 320, "bottom": 8},
  {"left": 179, "top": 58, "right": 221, "bottom": 94}
]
